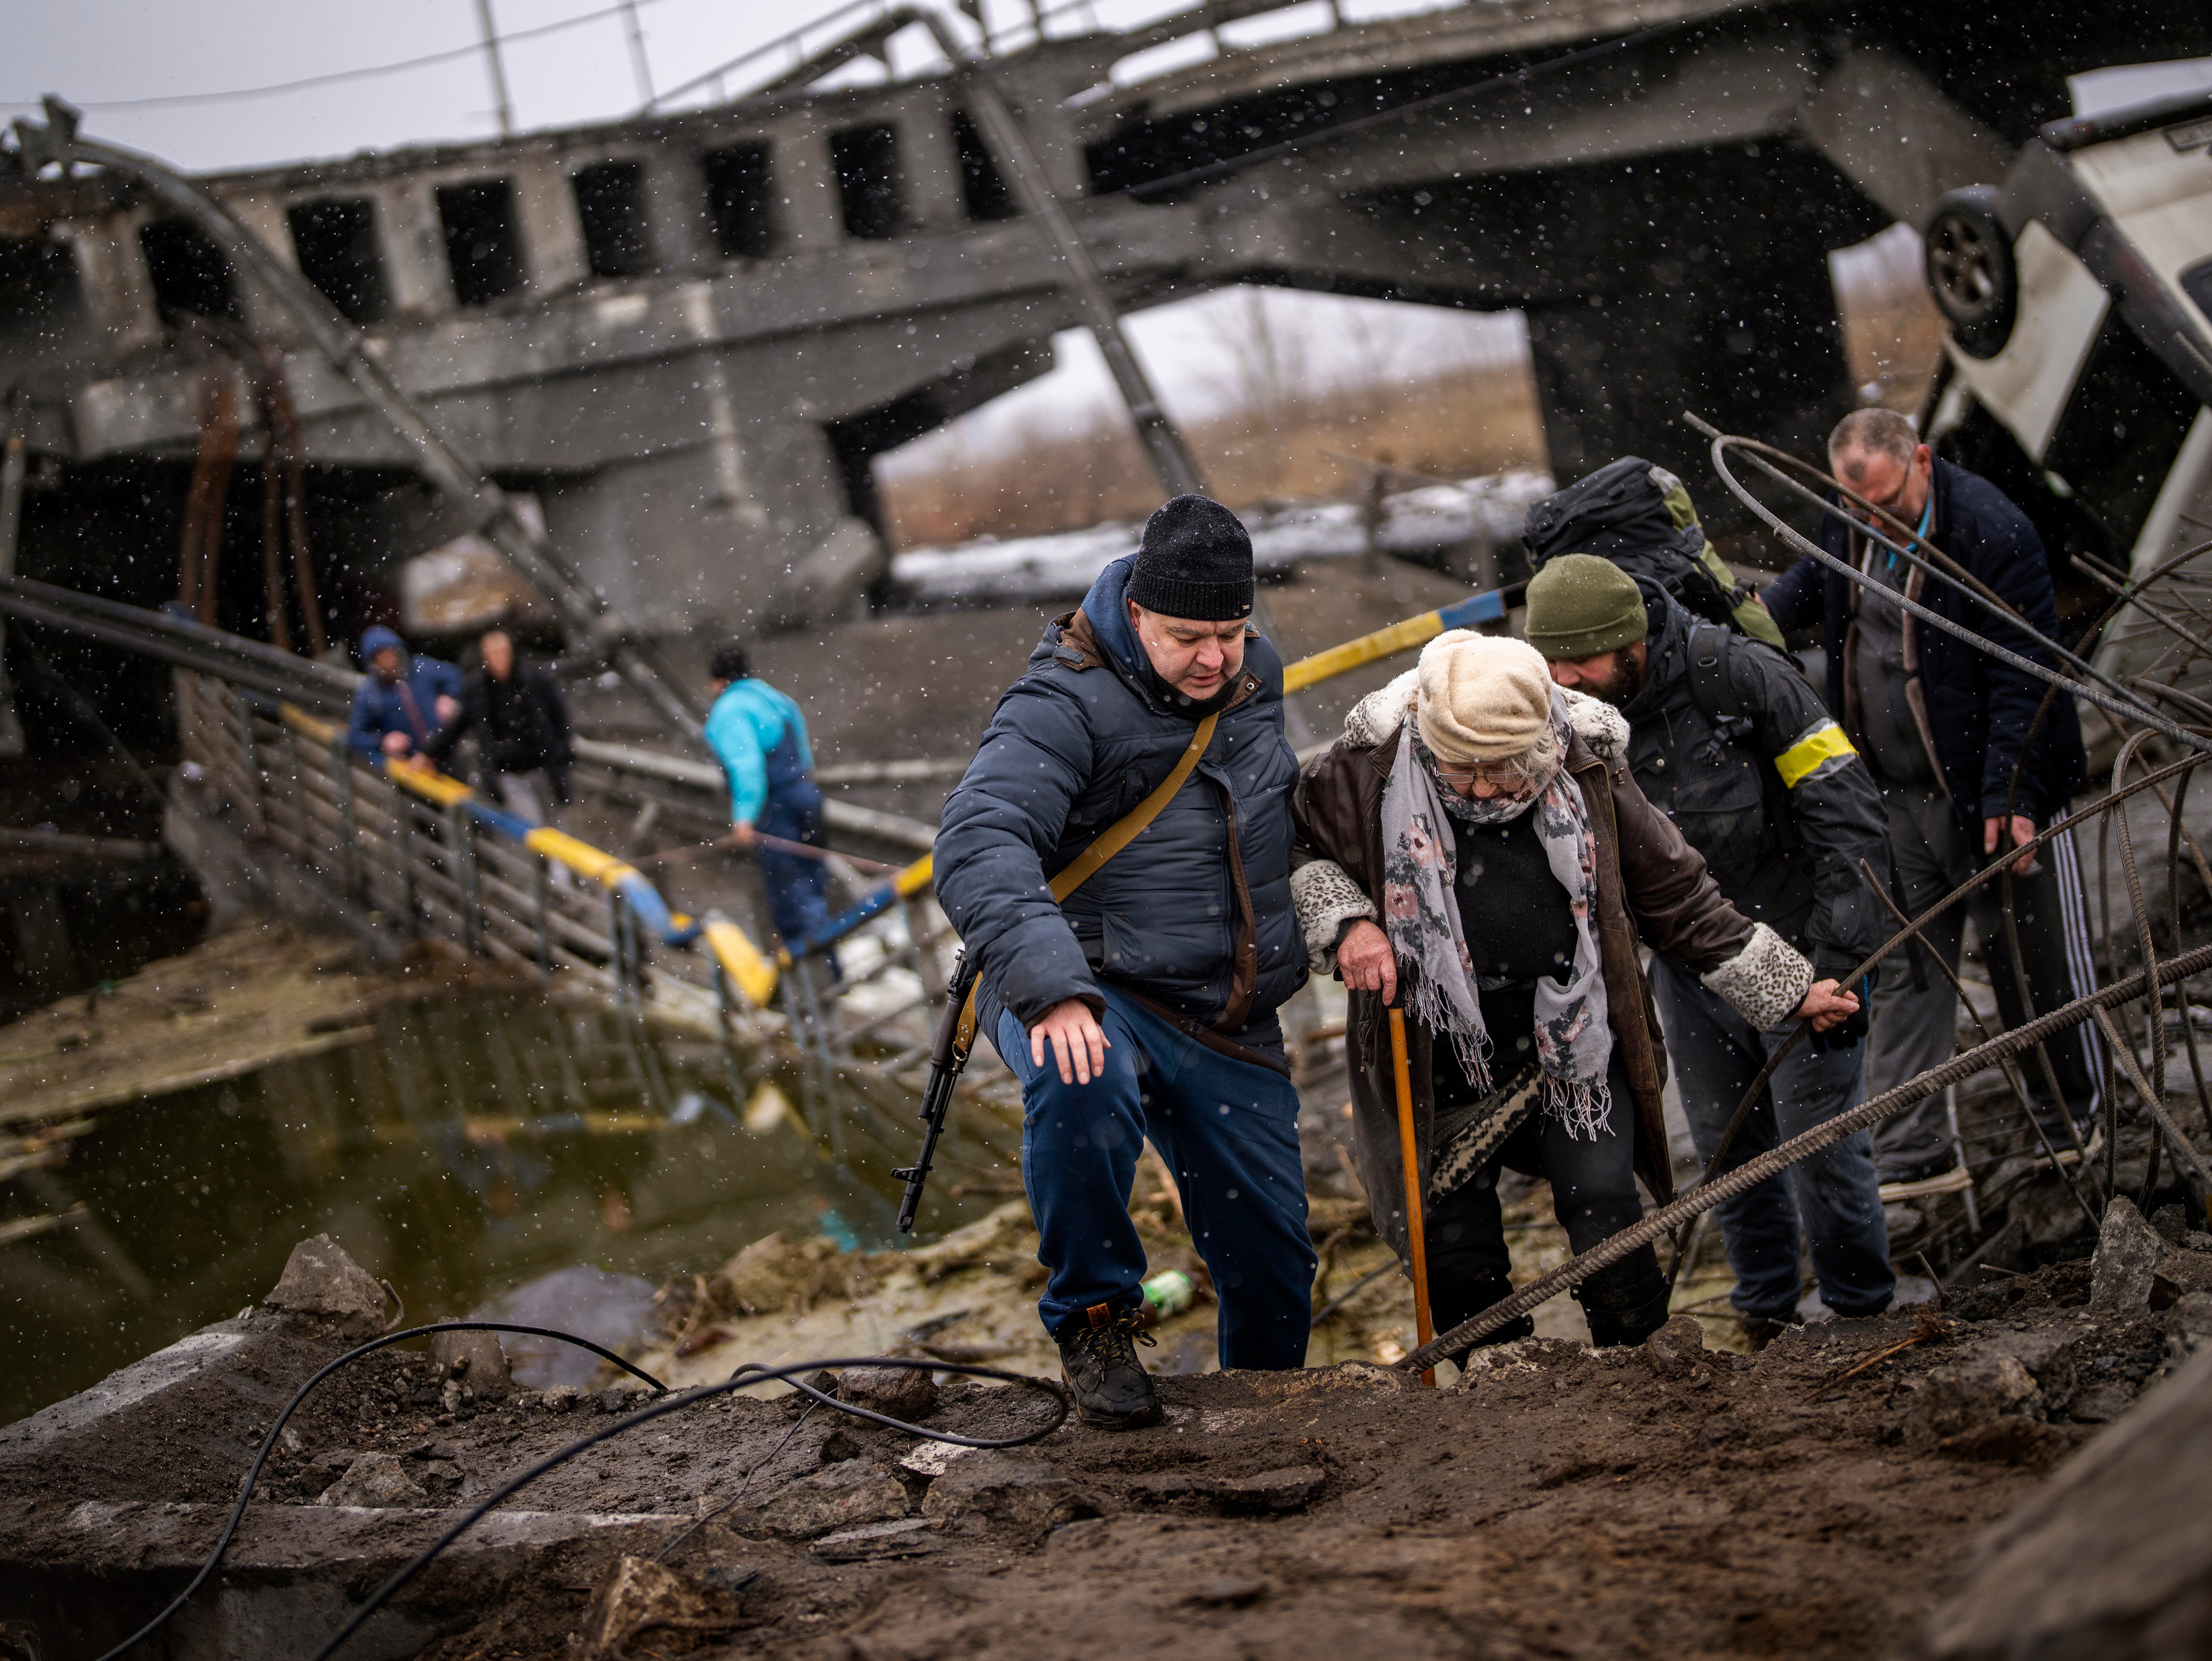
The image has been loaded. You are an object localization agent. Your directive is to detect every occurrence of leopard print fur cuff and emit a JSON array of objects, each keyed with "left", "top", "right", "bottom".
[
  {"left": 1290, "top": 857, "right": 1376, "bottom": 974},
  {"left": 1700, "top": 922, "right": 1813, "bottom": 1033}
]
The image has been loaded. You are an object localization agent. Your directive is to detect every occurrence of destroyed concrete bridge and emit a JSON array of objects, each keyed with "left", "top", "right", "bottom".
[{"left": 3, "top": 0, "right": 2207, "bottom": 636}]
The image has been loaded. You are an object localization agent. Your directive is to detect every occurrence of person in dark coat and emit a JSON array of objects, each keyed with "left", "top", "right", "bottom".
[
  {"left": 1294, "top": 633, "right": 1859, "bottom": 1357},
  {"left": 935, "top": 495, "right": 1309, "bottom": 1428},
  {"left": 1530, "top": 556, "right": 1894, "bottom": 1347},
  {"left": 347, "top": 625, "right": 461, "bottom": 760},
  {"left": 420, "top": 628, "right": 573, "bottom": 827},
  {"left": 1763, "top": 408, "right": 2099, "bottom": 1182}
]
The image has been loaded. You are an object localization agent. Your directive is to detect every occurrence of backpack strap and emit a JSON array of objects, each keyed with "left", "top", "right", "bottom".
[
  {"left": 1685, "top": 624, "right": 1743, "bottom": 728},
  {"left": 1683, "top": 625, "right": 1800, "bottom": 854},
  {"left": 953, "top": 711, "right": 1222, "bottom": 1053}
]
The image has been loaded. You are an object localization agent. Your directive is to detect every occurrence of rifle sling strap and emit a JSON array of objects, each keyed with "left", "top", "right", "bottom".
[{"left": 952, "top": 711, "right": 1221, "bottom": 1057}]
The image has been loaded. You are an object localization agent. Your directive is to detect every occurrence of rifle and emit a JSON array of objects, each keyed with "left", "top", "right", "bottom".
[{"left": 895, "top": 948, "right": 981, "bottom": 1233}]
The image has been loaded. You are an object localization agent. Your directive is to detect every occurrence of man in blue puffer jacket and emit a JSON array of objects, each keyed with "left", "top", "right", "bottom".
[{"left": 936, "top": 495, "right": 1312, "bottom": 1427}]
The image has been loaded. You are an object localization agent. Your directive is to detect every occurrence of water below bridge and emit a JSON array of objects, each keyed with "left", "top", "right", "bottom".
[{"left": 0, "top": 984, "right": 1022, "bottom": 1426}]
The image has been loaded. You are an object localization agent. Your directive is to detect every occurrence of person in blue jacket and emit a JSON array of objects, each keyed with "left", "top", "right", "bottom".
[
  {"left": 347, "top": 625, "right": 462, "bottom": 761},
  {"left": 703, "top": 642, "right": 835, "bottom": 961},
  {"left": 934, "top": 495, "right": 1311, "bottom": 1429},
  {"left": 1763, "top": 407, "right": 2098, "bottom": 1184}
]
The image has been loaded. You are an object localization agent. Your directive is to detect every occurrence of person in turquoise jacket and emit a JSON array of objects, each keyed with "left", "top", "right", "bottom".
[{"left": 703, "top": 641, "right": 835, "bottom": 963}]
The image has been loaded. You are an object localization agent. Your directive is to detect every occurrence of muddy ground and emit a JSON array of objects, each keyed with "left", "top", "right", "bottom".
[{"left": 8, "top": 1218, "right": 2208, "bottom": 1661}]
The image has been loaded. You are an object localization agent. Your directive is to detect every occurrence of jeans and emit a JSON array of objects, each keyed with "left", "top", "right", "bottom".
[
  {"left": 993, "top": 986, "right": 1315, "bottom": 1369},
  {"left": 1651, "top": 954, "right": 1895, "bottom": 1321},
  {"left": 1866, "top": 784, "right": 2103, "bottom": 1178},
  {"left": 1421, "top": 1049, "right": 1666, "bottom": 1348},
  {"left": 756, "top": 783, "right": 835, "bottom": 954}
]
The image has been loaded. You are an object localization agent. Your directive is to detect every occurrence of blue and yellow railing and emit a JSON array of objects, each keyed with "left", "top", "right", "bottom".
[{"left": 254, "top": 583, "right": 1519, "bottom": 1024}]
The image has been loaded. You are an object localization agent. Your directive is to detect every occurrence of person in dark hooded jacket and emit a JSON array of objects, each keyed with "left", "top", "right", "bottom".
[
  {"left": 1530, "top": 556, "right": 1894, "bottom": 1347},
  {"left": 347, "top": 625, "right": 461, "bottom": 760},
  {"left": 934, "top": 496, "right": 1309, "bottom": 1429}
]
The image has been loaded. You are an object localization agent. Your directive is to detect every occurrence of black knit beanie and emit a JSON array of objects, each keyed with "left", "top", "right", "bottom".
[{"left": 1127, "top": 495, "right": 1254, "bottom": 621}]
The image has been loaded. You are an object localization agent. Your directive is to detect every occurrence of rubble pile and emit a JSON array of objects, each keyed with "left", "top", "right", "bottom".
[{"left": 3, "top": 1220, "right": 2210, "bottom": 1659}]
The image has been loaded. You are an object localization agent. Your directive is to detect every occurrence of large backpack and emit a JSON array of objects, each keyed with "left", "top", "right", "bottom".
[{"left": 1522, "top": 457, "right": 1786, "bottom": 649}]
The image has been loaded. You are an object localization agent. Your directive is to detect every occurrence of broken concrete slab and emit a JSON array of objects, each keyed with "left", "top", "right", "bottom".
[
  {"left": 918, "top": 1451, "right": 1098, "bottom": 1534},
  {"left": 1127, "top": 1465, "right": 1325, "bottom": 1515},
  {"left": 1923, "top": 1344, "right": 2212, "bottom": 1658},
  {"left": 261, "top": 1235, "right": 387, "bottom": 1336},
  {"left": 743, "top": 1459, "right": 909, "bottom": 1540},
  {"left": 810, "top": 1517, "right": 939, "bottom": 1562},
  {"left": 314, "top": 1451, "right": 428, "bottom": 1509},
  {"left": 2091, "top": 1197, "right": 2163, "bottom": 1312}
]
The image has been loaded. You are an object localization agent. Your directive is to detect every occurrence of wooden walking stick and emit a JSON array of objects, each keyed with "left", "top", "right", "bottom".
[{"left": 1388, "top": 1003, "right": 1435, "bottom": 1387}]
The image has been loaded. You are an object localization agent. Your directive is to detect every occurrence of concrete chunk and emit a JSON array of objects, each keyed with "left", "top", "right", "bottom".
[
  {"left": 263, "top": 1236, "right": 387, "bottom": 1336},
  {"left": 585, "top": 1555, "right": 742, "bottom": 1658},
  {"left": 2091, "top": 1197, "right": 2162, "bottom": 1312},
  {"left": 1643, "top": 1314, "right": 1708, "bottom": 1379},
  {"left": 315, "top": 1452, "right": 429, "bottom": 1509},
  {"left": 429, "top": 1329, "right": 512, "bottom": 1398},
  {"left": 836, "top": 1361, "right": 937, "bottom": 1423}
]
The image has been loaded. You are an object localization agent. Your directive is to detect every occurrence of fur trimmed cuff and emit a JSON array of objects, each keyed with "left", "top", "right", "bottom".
[
  {"left": 1701, "top": 922, "right": 1814, "bottom": 1033},
  {"left": 1291, "top": 857, "right": 1376, "bottom": 973},
  {"left": 1559, "top": 688, "right": 1629, "bottom": 762}
]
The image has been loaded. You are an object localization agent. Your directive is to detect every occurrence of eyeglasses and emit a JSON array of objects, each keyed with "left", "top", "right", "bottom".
[{"left": 1433, "top": 757, "right": 1540, "bottom": 795}]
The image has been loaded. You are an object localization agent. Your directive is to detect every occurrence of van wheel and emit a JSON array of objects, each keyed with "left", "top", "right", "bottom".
[{"left": 1924, "top": 187, "right": 2016, "bottom": 359}]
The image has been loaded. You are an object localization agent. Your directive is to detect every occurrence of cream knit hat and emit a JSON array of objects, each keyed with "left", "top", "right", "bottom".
[{"left": 1414, "top": 630, "right": 1557, "bottom": 763}]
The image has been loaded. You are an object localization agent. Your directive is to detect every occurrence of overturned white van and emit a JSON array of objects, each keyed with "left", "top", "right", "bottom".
[{"left": 1920, "top": 89, "right": 2212, "bottom": 662}]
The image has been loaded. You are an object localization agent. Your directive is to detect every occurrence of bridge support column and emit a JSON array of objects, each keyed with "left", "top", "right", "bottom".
[{"left": 1524, "top": 227, "right": 1854, "bottom": 528}]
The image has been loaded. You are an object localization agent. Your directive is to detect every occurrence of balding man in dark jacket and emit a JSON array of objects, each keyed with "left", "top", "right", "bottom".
[
  {"left": 1764, "top": 408, "right": 2097, "bottom": 1183},
  {"left": 935, "top": 496, "right": 1310, "bottom": 1428}
]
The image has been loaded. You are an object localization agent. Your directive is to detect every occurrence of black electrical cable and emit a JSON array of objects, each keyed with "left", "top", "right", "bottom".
[
  {"left": 307, "top": 1356, "right": 1068, "bottom": 1661},
  {"left": 90, "top": 1321, "right": 665, "bottom": 1661},
  {"left": 651, "top": 1386, "right": 818, "bottom": 1564}
]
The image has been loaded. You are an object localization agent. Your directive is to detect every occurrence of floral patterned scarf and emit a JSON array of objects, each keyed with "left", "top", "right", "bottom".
[{"left": 1379, "top": 693, "right": 1613, "bottom": 1139}]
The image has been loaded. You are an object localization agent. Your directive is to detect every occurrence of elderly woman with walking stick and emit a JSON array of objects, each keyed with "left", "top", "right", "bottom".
[{"left": 1293, "top": 632, "right": 1860, "bottom": 1355}]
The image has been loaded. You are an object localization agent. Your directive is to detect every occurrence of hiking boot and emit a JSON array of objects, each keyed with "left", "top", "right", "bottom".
[
  {"left": 1740, "top": 1314, "right": 1801, "bottom": 1353},
  {"left": 1583, "top": 1285, "right": 1673, "bottom": 1349},
  {"left": 1057, "top": 1308, "right": 1161, "bottom": 1430},
  {"left": 1575, "top": 1250, "right": 1671, "bottom": 1349}
]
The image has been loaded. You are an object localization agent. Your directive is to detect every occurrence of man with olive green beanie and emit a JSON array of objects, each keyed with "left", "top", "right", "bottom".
[{"left": 1528, "top": 553, "right": 1896, "bottom": 1347}]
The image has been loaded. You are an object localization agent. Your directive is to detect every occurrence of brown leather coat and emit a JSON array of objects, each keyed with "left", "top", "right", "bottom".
[{"left": 1294, "top": 720, "right": 1758, "bottom": 1256}]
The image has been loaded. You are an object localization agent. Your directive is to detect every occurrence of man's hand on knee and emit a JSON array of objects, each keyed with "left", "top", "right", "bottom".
[{"left": 1029, "top": 997, "right": 1110, "bottom": 1085}]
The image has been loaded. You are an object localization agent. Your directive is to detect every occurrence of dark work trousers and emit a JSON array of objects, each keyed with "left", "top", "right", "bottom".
[
  {"left": 1650, "top": 955, "right": 1895, "bottom": 1321},
  {"left": 1422, "top": 1050, "right": 1664, "bottom": 1348},
  {"left": 993, "top": 986, "right": 1315, "bottom": 1369},
  {"left": 1868, "top": 784, "right": 2103, "bottom": 1179},
  {"left": 755, "top": 780, "right": 837, "bottom": 969}
]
